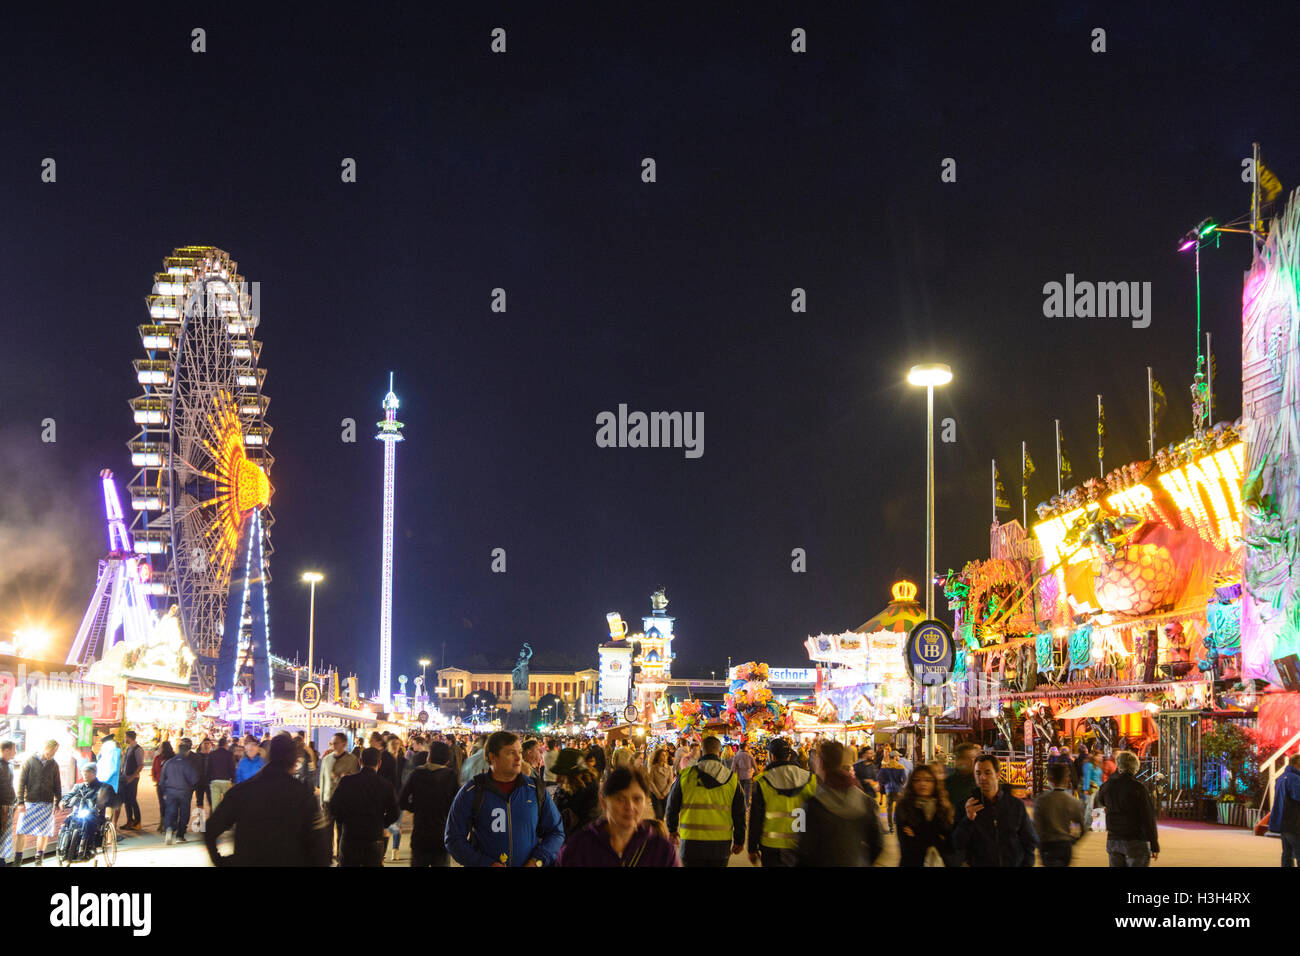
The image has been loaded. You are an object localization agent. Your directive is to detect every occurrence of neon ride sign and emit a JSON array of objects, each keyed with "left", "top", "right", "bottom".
[{"left": 1035, "top": 442, "right": 1245, "bottom": 567}]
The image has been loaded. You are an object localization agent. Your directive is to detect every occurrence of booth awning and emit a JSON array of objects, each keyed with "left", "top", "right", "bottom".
[{"left": 1055, "top": 695, "right": 1152, "bottom": 720}]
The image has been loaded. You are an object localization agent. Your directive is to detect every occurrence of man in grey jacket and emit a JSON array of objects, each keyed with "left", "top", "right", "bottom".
[
  {"left": 320, "top": 732, "right": 360, "bottom": 861},
  {"left": 1035, "top": 761, "right": 1086, "bottom": 866}
]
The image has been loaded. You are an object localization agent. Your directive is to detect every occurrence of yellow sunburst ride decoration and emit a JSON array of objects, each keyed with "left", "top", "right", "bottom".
[{"left": 193, "top": 390, "right": 272, "bottom": 585}]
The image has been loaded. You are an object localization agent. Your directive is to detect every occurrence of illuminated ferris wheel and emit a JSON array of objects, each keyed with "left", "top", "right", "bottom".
[{"left": 126, "top": 247, "right": 274, "bottom": 695}]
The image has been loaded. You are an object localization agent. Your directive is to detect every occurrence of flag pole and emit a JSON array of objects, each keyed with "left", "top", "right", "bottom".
[
  {"left": 1206, "top": 332, "right": 1213, "bottom": 425},
  {"left": 1055, "top": 419, "right": 1062, "bottom": 495},
  {"left": 1252, "top": 141, "right": 1261, "bottom": 245},
  {"left": 1097, "top": 394, "right": 1103, "bottom": 478},
  {"left": 1147, "top": 367, "right": 1155, "bottom": 457},
  {"left": 1021, "top": 441, "right": 1027, "bottom": 528},
  {"left": 991, "top": 459, "right": 996, "bottom": 524}
]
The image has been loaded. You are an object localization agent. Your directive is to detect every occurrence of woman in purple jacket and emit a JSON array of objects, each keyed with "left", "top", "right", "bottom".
[{"left": 556, "top": 766, "right": 679, "bottom": 867}]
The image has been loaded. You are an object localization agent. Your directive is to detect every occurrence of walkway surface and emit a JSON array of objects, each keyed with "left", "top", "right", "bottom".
[{"left": 52, "top": 785, "right": 1283, "bottom": 868}]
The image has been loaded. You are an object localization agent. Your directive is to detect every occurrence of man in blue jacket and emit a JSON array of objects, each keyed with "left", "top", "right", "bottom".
[
  {"left": 952, "top": 753, "right": 1039, "bottom": 866},
  {"left": 235, "top": 735, "right": 265, "bottom": 784},
  {"left": 1269, "top": 753, "right": 1300, "bottom": 867},
  {"left": 158, "top": 740, "right": 199, "bottom": 846},
  {"left": 445, "top": 731, "right": 563, "bottom": 867}
]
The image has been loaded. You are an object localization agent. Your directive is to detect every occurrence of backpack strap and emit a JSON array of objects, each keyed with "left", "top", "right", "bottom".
[
  {"left": 469, "top": 779, "right": 487, "bottom": 833},
  {"left": 532, "top": 773, "right": 549, "bottom": 823}
]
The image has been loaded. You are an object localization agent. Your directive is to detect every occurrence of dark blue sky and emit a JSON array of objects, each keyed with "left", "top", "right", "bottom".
[{"left": 1, "top": 3, "right": 1296, "bottom": 690}]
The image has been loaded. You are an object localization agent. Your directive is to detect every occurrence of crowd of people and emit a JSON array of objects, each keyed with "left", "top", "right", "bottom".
[{"left": 4, "top": 725, "right": 1296, "bottom": 867}]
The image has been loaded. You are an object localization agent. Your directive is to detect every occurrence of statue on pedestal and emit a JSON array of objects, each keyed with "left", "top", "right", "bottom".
[{"left": 512, "top": 643, "right": 533, "bottom": 691}]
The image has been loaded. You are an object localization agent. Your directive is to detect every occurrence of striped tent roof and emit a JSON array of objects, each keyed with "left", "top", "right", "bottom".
[{"left": 853, "top": 580, "right": 927, "bottom": 635}]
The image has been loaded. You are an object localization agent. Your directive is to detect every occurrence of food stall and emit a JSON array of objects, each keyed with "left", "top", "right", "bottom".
[
  {"left": 85, "top": 604, "right": 210, "bottom": 748},
  {"left": 0, "top": 654, "right": 120, "bottom": 794},
  {"left": 269, "top": 699, "right": 378, "bottom": 752}
]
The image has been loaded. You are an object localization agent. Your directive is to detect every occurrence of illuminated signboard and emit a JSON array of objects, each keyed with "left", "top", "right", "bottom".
[
  {"left": 1035, "top": 442, "right": 1244, "bottom": 567},
  {"left": 728, "top": 666, "right": 815, "bottom": 683},
  {"left": 598, "top": 644, "right": 632, "bottom": 710}
]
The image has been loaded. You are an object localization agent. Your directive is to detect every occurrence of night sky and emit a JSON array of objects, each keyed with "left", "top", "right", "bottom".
[{"left": 2, "top": 4, "right": 1297, "bottom": 691}]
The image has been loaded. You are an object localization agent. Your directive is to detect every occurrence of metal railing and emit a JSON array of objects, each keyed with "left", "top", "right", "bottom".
[{"left": 1259, "top": 728, "right": 1300, "bottom": 816}]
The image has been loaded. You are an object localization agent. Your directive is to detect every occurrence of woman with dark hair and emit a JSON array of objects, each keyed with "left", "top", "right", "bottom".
[
  {"left": 386, "top": 737, "right": 405, "bottom": 862},
  {"left": 151, "top": 740, "right": 175, "bottom": 833},
  {"left": 893, "top": 764, "right": 953, "bottom": 866},
  {"left": 647, "top": 748, "right": 673, "bottom": 820},
  {"left": 556, "top": 767, "right": 678, "bottom": 866},
  {"left": 551, "top": 749, "right": 600, "bottom": 838}
]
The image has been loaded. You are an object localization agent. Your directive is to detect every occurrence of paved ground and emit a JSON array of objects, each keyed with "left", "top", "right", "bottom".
[
  {"left": 49, "top": 785, "right": 1284, "bottom": 868},
  {"left": 723, "top": 800, "right": 1286, "bottom": 867}
]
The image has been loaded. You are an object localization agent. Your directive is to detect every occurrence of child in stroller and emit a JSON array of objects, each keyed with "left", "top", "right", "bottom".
[{"left": 56, "top": 765, "right": 116, "bottom": 864}]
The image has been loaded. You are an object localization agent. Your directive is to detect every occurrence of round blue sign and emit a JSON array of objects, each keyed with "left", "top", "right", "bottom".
[{"left": 905, "top": 619, "right": 955, "bottom": 686}]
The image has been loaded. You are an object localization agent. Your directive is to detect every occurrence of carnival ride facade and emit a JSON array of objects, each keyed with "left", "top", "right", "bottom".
[
  {"left": 803, "top": 580, "right": 921, "bottom": 729},
  {"left": 125, "top": 247, "right": 273, "bottom": 696},
  {"left": 1241, "top": 190, "right": 1300, "bottom": 823},
  {"left": 944, "top": 189, "right": 1300, "bottom": 809},
  {"left": 948, "top": 426, "right": 1247, "bottom": 773}
]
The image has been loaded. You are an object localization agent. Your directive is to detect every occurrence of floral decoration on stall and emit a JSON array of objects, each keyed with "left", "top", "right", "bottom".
[
  {"left": 671, "top": 698, "right": 704, "bottom": 734},
  {"left": 725, "top": 661, "right": 793, "bottom": 738}
]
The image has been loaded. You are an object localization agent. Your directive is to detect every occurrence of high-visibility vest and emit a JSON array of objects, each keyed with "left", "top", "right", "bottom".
[
  {"left": 678, "top": 765, "right": 738, "bottom": 843},
  {"left": 757, "top": 773, "right": 817, "bottom": 849}
]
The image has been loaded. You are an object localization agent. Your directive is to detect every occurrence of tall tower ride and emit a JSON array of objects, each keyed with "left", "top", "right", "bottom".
[{"left": 375, "top": 373, "right": 404, "bottom": 710}]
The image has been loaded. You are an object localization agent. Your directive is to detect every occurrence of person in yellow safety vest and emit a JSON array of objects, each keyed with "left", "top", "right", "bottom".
[
  {"left": 665, "top": 735, "right": 746, "bottom": 867},
  {"left": 747, "top": 736, "right": 816, "bottom": 867}
]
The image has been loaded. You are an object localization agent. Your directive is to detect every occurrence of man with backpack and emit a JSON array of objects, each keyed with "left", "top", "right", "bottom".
[
  {"left": 398, "top": 740, "right": 459, "bottom": 866},
  {"left": 444, "top": 731, "right": 564, "bottom": 867}
]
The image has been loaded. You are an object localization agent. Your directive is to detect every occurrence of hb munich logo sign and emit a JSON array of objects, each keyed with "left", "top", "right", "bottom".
[{"left": 905, "top": 620, "right": 955, "bottom": 686}]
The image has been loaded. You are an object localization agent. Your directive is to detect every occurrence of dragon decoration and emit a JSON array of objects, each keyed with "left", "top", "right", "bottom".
[{"left": 946, "top": 557, "right": 1035, "bottom": 644}]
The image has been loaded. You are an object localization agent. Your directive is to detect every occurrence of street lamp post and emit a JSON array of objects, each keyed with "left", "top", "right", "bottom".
[
  {"left": 907, "top": 363, "right": 952, "bottom": 764},
  {"left": 301, "top": 572, "right": 324, "bottom": 747},
  {"left": 418, "top": 658, "right": 431, "bottom": 706}
]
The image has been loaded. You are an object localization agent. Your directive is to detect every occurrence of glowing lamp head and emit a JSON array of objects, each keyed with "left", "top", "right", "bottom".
[
  {"left": 232, "top": 455, "right": 271, "bottom": 513},
  {"left": 13, "top": 627, "right": 51, "bottom": 658},
  {"left": 907, "top": 363, "right": 953, "bottom": 387},
  {"left": 891, "top": 580, "right": 918, "bottom": 602},
  {"left": 302, "top": 571, "right": 324, "bottom": 584}
]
